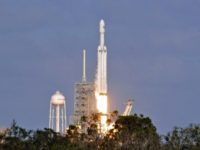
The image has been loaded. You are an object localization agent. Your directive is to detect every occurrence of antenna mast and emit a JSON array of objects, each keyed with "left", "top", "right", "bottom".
[{"left": 82, "top": 49, "right": 86, "bottom": 82}]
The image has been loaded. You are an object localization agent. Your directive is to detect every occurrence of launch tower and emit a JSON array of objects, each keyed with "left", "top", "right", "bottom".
[
  {"left": 73, "top": 19, "right": 109, "bottom": 132},
  {"left": 73, "top": 50, "right": 96, "bottom": 128}
]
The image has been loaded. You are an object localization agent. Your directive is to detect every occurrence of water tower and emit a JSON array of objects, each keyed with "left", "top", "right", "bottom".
[{"left": 49, "top": 91, "right": 67, "bottom": 134}]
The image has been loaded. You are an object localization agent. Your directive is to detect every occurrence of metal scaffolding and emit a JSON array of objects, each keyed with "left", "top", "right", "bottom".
[
  {"left": 73, "top": 82, "right": 96, "bottom": 125},
  {"left": 73, "top": 49, "right": 96, "bottom": 129}
]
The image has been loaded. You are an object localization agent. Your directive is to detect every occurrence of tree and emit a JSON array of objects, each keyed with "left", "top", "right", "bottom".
[
  {"left": 161, "top": 124, "right": 200, "bottom": 150},
  {"left": 2, "top": 120, "right": 29, "bottom": 150},
  {"left": 110, "top": 110, "right": 119, "bottom": 122},
  {"left": 103, "top": 114, "right": 160, "bottom": 150},
  {"left": 6, "top": 114, "right": 200, "bottom": 150}
]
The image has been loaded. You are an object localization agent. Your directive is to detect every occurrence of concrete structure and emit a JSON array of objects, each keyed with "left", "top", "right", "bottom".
[
  {"left": 73, "top": 49, "right": 96, "bottom": 126},
  {"left": 49, "top": 91, "right": 67, "bottom": 134}
]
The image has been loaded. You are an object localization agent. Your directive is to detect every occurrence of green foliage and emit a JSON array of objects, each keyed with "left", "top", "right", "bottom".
[
  {"left": 161, "top": 124, "right": 200, "bottom": 150},
  {"left": 103, "top": 114, "right": 161, "bottom": 150},
  {"left": 1, "top": 121, "right": 72, "bottom": 150},
  {"left": 2, "top": 115, "right": 200, "bottom": 150}
]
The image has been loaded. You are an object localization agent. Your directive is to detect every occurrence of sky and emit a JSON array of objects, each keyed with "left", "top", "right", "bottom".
[{"left": 0, "top": 0, "right": 200, "bottom": 134}]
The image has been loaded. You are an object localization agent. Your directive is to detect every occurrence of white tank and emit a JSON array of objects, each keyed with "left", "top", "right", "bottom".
[
  {"left": 51, "top": 91, "right": 65, "bottom": 105},
  {"left": 49, "top": 91, "right": 67, "bottom": 134}
]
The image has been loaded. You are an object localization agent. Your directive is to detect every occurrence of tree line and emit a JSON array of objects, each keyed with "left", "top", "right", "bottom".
[{"left": 0, "top": 112, "right": 200, "bottom": 150}]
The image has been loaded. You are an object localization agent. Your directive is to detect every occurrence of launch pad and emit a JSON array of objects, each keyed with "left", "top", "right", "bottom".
[
  {"left": 49, "top": 20, "right": 133, "bottom": 134},
  {"left": 73, "top": 20, "right": 108, "bottom": 132}
]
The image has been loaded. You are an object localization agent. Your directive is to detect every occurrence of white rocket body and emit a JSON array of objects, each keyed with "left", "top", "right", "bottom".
[{"left": 96, "top": 20, "right": 107, "bottom": 95}]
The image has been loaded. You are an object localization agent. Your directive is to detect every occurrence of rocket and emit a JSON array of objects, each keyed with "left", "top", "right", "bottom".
[{"left": 96, "top": 19, "right": 107, "bottom": 95}]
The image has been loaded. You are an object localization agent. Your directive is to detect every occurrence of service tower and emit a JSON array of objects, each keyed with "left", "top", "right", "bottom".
[{"left": 73, "top": 49, "right": 96, "bottom": 132}]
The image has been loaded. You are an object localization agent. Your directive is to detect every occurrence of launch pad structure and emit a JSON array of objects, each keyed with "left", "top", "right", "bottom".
[
  {"left": 73, "top": 20, "right": 133, "bottom": 133},
  {"left": 73, "top": 20, "right": 108, "bottom": 132},
  {"left": 48, "top": 19, "right": 133, "bottom": 134},
  {"left": 73, "top": 82, "right": 96, "bottom": 125},
  {"left": 73, "top": 49, "right": 96, "bottom": 127}
]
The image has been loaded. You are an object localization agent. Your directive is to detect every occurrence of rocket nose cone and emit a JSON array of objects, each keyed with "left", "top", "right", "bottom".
[{"left": 100, "top": 19, "right": 105, "bottom": 26}]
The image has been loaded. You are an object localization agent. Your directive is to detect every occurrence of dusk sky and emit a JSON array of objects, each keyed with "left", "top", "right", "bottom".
[{"left": 0, "top": 0, "right": 200, "bottom": 134}]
